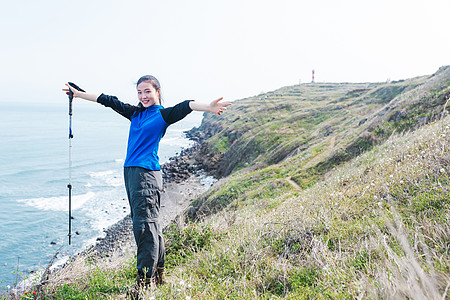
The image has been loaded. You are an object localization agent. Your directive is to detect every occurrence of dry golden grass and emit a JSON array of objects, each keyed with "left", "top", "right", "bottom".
[{"left": 154, "top": 116, "right": 449, "bottom": 299}]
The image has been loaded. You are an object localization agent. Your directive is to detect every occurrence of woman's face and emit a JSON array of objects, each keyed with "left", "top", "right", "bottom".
[{"left": 137, "top": 81, "right": 160, "bottom": 107}]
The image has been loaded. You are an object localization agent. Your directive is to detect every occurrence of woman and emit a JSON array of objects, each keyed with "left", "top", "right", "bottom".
[{"left": 63, "top": 75, "right": 230, "bottom": 288}]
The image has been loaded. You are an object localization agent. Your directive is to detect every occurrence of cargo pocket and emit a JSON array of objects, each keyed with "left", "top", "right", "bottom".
[{"left": 141, "top": 188, "right": 160, "bottom": 221}]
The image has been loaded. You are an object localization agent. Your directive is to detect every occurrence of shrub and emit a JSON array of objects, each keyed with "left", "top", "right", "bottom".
[{"left": 164, "top": 222, "right": 220, "bottom": 267}]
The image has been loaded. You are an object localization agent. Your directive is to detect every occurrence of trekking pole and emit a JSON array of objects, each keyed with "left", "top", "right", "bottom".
[{"left": 67, "top": 82, "right": 85, "bottom": 245}]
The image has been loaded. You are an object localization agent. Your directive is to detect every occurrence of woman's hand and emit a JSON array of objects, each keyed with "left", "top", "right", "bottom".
[
  {"left": 189, "top": 98, "right": 232, "bottom": 115},
  {"left": 209, "top": 97, "right": 232, "bottom": 115},
  {"left": 62, "top": 83, "right": 80, "bottom": 98},
  {"left": 62, "top": 83, "right": 100, "bottom": 102}
]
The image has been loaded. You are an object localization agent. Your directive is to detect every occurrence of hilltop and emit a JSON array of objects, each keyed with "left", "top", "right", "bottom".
[
  {"left": 188, "top": 66, "right": 449, "bottom": 220},
  {"left": 14, "top": 67, "right": 450, "bottom": 299}
]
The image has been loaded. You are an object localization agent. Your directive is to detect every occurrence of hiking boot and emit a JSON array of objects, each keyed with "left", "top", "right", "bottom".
[
  {"left": 126, "top": 275, "right": 152, "bottom": 299},
  {"left": 126, "top": 284, "right": 141, "bottom": 300},
  {"left": 155, "top": 267, "right": 166, "bottom": 286}
]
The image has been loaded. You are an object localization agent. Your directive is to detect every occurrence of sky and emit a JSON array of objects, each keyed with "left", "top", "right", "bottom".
[{"left": 0, "top": 0, "right": 449, "bottom": 106}]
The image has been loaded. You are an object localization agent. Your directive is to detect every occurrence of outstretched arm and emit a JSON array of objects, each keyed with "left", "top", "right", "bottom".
[
  {"left": 62, "top": 83, "right": 101, "bottom": 102},
  {"left": 189, "top": 97, "right": 232, "bottom": 115}
]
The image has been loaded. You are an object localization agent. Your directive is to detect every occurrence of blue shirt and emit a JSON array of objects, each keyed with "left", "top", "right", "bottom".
[
  {"left": 125, "top": 105, "right": 167, "bottom": 170},
  {"left": 97, "top": 94, "right": 193, "bottom": 170}
]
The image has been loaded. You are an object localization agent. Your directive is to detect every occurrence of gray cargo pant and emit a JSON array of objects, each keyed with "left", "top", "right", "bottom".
[{"left": 124, "top": 167, "right": 165, "bottom": 279}]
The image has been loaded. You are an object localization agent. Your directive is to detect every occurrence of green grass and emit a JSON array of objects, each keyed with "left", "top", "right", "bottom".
[
  {"left": 164, "top": 222, "right": 222, "bottom": 267},
  {"left": 39, "top": 256, "right": 137, "bottom": 299},
  {"left": 162, "top": 117, "right": 449, "bottom": 299}
]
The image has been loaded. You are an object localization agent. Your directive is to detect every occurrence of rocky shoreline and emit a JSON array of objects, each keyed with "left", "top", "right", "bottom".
[
  {"left": 85, "top": 169, "right": 212, "bottom": 259},
  {"left": 70, "top": 141, "right": 212, "bottom": 258},
  {"left": 86, "top": 139, "right": 212, "bottom": 257}
]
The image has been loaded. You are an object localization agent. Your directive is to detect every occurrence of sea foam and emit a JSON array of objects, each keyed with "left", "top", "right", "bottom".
[
  {"left": 89, "top": 170, "right": 123, "bottom": 187},
  {"left": 18, "top": 192, "right": 95, "bottom": 211}
]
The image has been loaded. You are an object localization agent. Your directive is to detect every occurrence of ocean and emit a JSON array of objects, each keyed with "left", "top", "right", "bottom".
[{"left": 0, "top": 100, "right": 203, "bottom": 291}]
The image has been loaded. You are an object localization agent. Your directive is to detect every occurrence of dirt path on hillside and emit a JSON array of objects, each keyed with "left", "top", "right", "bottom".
[
  {"left": 302, "top": 136, "right": 336, "bottom": 170},
  {"left": 284, "top": 136, "right": 336, "bottom": 191},
  {"left": 285, "top": 177, "right": 302, "bottom": 190}
]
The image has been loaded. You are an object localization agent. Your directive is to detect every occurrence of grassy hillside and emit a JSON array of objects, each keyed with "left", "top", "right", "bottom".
[
  {"left": 23, "top": 67, "right": 449, "bottom": 299},
  {"left": 164, "top": 118, "right": 449, "bottom": 299},
  {"left": 165, "top": 66, "right": 450, "bottom": 299},
  {"left": 189, "top": 66, "right": 449, "bottom": 219}
]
